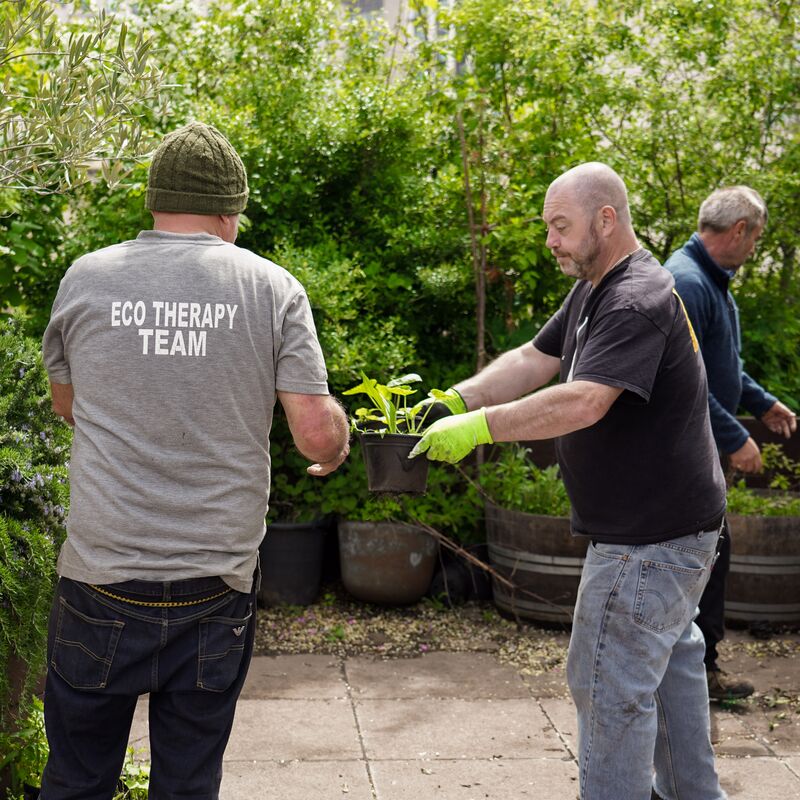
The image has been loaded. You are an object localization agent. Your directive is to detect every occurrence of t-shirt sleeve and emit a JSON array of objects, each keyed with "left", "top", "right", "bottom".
[
  {"left": 532, "top": 305, "right": 565, "bottom": 358},
  {"left": 41, "top": 278, "right": 72, "bottom": 384},
  {"left": 275, "top": 290, "right": 329, "bottom": 395},
  {"left": 571, "top": 308, "right": 667, "bottom": 402}
]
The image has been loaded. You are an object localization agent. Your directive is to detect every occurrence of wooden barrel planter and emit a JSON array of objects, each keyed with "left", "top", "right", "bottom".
[
  {"left": 725, "top": 513, "right": 800, "bottom": 624},
  {"left": 485, "top": 502, "right": 587, "bottom": 624}
]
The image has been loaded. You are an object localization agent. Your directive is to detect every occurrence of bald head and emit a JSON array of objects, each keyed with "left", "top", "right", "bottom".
[
  {"left": 542, "top": 162, "right": 639, "bottom": 286},
  {"left": 547, "top": 162, "right": 632, "bottom": 227}
]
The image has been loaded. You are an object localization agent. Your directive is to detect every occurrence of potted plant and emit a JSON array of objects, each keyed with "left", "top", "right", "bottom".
[
  {"left": 344, "top": 372, "right": 448, "bottom": 494},
  {"left": 318, "top": 454, "right": 483, "bottom": 605},
  {"left": 480, "top": 444, "right": 582, "bottom": 625},
  {"left": 723, "top": 444, "right": 800, "bottom": 626},
  {"left": 259, "top": 416, "right": 334, "bottom": 607}
]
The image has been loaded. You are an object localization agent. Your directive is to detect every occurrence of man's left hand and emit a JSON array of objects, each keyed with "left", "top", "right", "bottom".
[
  {"left": 409, "top": 408, "right": 493, "bottom": 464},
  {"left": 761, "top": 401, "right": 797, "bottom": 439}
]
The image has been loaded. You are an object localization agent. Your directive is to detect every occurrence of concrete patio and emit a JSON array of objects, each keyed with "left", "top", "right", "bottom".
[{"left": 127, "top": 632, "right": 800, "bottom": 799}]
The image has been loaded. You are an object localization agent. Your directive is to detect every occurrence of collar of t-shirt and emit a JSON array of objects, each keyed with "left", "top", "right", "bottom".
[{"left": 136, "top": 230, "right": 226, "bottom": 245}]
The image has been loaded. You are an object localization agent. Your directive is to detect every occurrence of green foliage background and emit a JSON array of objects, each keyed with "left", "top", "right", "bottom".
[{"left": 1, "top": 0, "right": 799, "bottom": 733}]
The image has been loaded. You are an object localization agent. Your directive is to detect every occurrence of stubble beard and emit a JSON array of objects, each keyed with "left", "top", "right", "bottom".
[{"left": 558, "top": 222, "right": 603, "bottom": 282}]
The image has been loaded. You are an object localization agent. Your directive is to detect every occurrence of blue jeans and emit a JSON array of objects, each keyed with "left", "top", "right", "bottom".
[
  {"left": 40, "top": 574, "right": 256, "bottom": 800},
  {"left": 567, "top": 528, "right": 726, "bottom": 800}
]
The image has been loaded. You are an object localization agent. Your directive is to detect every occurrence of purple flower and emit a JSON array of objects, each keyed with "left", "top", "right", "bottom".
[
  {"left": 39, "top": 431, "right": 47, "bottom": 441},
  {"left": 10, "top": 469, "right": 22, "bottom": 482},
  {"left": 18, "top": 367, "right": 25, "bottom": 378}
]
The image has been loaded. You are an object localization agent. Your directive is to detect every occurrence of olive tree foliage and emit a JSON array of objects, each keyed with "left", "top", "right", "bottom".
[
  {"left": 0, "top": 1, "right": 163, "bottom": 196},
  {"left": 0, "top": 1, "right": 165, "bottom": 321}
]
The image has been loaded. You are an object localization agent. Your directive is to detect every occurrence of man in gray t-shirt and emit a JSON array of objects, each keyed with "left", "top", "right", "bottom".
[{"left": 40, "top": 122, "right": 349, "bottom": 798}]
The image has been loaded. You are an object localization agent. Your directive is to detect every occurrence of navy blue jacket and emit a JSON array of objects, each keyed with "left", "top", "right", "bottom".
[{"left": 664, "top": 233, "right": 776, "bottom": 454}]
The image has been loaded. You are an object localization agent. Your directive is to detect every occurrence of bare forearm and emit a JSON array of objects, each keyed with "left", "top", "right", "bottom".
[
  {"left": 454, "top": 344, "right": 560, "bottom": 410},
  {"left": 486, "top": 381, "right": 622, "bottom": 442},
  {"left": 50, "top": 382, "right": 75, "bottom": 426},
  {"left": 293, "top": 397, "right": 349, "bottom": 463}
]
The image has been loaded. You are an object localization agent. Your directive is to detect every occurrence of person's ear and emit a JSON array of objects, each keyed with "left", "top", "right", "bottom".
[{"left": 599, "top": 205, "right": 616, "bottom": 235}]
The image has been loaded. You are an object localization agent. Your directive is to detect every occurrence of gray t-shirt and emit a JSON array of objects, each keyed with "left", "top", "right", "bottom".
[{"left": 42, "top": 230, "right": 328, "bottom": 592}]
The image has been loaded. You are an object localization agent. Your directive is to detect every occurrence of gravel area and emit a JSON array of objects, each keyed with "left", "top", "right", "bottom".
[
  {"left": 254, "top": 584, "right": 570, "bottom": 676},
  {"left": 254, "top": 585, "right": 800, "bottom": 717}
]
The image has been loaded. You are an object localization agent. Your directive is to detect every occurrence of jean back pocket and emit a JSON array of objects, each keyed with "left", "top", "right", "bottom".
[
  {"left": 633, "top": 560, "right": 705, "bottom": 633},
  {"left": 52, "top": 597, "right": 124, "bottom": 689},
  {"left": 197, "top": 608, "right": 252, "bottom": 692}
]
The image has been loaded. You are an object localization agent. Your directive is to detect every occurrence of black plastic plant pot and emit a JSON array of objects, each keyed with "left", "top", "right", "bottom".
[{"left": 360, "top": 432, "right": 429, "bottom": 494}]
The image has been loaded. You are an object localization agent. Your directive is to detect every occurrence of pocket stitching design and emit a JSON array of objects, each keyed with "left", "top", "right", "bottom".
[
  {"left": 633, "top": 560, "right": 705, "bottom": 634},
  {"left": 51, "top": 597, "right": 124, "bottom": 689}
]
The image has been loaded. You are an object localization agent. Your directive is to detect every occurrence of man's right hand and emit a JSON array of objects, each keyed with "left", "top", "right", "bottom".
[
  {"left": 307, "top": 442, "right": 350, "bottom": 477},
  {"left": 729, "top": 436, "right": 763, "bottom": 473}
]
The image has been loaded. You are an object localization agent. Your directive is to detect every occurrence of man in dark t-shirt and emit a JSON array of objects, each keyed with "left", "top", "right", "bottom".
[{"left": 413, "top": 163, "right": 727, "bottom": 800}]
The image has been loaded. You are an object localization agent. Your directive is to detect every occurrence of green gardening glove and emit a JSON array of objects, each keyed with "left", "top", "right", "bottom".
[
  {"left": 418, "top": 387, "right": 468, "bottom": 429},
  {"left": 409, "top": 408, "right": 494, "bottom": 464}
]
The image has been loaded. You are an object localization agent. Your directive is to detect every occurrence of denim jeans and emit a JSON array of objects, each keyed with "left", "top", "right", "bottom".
[
  {"left": 40, "top": 574, "right": 256, "bottom": 800},
  {"left": 567, "top": 528, "right": 726, "bottom": 800}
]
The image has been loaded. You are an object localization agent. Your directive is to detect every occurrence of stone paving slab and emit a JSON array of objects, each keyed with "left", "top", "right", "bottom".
[
  {"left": 224, "top": 699, "right": 363, "bottom": 761},
  {"left": 537, "top": 698, "right": 577, "bottom": 755},
  {"left": 345, "top": 652, "right": 530, "bottom": 700},
  {"left": 355, "top": 697, "right": 561, "bottom": 760},
  {"left": 711, "top": 709, "right": 773, "bottom": 757},
  {"left": 369, "top": 757, "right": 579, "bottom": 800},
  {"left": 220, "top": 760, "right": 372, "bottom": 799},
  {"left": 239, "top": 654, "right": 345, "bottom": 700},
  {"left": 717, "top": 755, "right": 800, "bottom": 797}
]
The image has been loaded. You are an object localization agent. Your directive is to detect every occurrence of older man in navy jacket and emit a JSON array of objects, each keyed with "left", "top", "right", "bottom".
[{"left": 665, "top": 186, "right": 797, "bottom": 700}]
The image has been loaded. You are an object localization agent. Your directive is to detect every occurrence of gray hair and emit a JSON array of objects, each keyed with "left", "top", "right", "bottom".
[{"left": 698, "top": 186, "right": 767, "bottom": 234}]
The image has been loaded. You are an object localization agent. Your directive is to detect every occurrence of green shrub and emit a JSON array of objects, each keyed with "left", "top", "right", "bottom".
[
  {"left": 0, "top": 695, "right": 149, "bottom": 799},
  {"left": 480, "top": 444, "right": 571, "bottom": 517},
  {"left": 726, "top": 482, "right": 800, "bottom": 517},
  {"left": 726, "top": 444, "right": 800, "bottom": 516},
  {"left": 0, "top": 317, "right": 70, "bottom": 716}
]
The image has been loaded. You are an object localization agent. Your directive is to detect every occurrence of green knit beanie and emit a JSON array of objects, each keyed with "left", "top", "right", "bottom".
[{"left": 145, "top": 122, "right": 249, "bottom": 215}]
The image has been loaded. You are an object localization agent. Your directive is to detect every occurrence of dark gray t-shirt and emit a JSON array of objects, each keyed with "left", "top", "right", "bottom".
[
  {"left": 533, "top": 249, "right": 726, "bottom": 543},
  {"left": 42, "top": 230, "right": 328, "bottom": 592}
]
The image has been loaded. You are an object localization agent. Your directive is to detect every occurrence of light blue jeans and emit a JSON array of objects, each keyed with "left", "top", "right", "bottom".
[{"left": 567, "top": 528, "right": 727, "bottom": 800}]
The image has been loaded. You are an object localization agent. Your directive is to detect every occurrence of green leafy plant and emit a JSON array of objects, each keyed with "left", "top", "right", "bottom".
[
  {"left": 480, "top": 445, "right": 571, "bottom": 518},
  {"left": 0, "top": 694, "right": 149, "bottom": 799},
  {"left": 0, "top": 695, "right": 47, "bottom": 793},
  {"left": 315, "top": 449, "right": 483, "bottom": 545},
  {"left": 726, "top": 444, "right": 800, "bottom": 517},
  {"left": 344, "top": 372, "right": 444, "bottom": 435}
]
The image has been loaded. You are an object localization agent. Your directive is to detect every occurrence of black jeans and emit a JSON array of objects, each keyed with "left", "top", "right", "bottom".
[
  {"left": 40, "top": 574, "right": 256, "bottom": 800},
  {"left": 695, "top": 518, "right": 730, "bottom": 669}
]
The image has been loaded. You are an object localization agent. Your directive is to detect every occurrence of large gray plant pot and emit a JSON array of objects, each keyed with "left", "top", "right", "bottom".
[{"left": 338, "top": 521, "right": 438, "bottom": 604}]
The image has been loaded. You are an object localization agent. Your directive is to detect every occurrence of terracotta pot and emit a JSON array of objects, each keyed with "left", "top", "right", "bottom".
[{"left": 338, "top": 521, "right": 437, "bottom": 604}]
